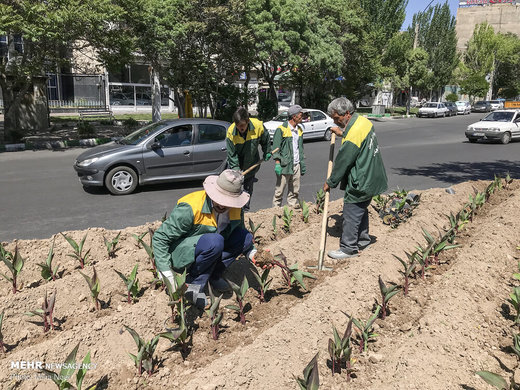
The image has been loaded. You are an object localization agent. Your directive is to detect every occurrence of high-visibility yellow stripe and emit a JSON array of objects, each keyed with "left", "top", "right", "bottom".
[
  {"left": 178, "top": 190, "right": 242, "bottom": 225},
  {"left": 342, "top": 116, "right": 372, "bottom": 147},
  {"left": 278, "top": 124, "right": 293, "bottom": 137},
  {"left": 229, "top": 208, "right": 242, "bottom": 221},
  {"left": 227, "top": 118, "right": 264, "bottom": 144}
]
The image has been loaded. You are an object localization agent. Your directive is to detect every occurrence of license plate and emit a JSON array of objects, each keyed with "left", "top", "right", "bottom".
[{"left": 473, "top": 132, "right": 484, "bottom": 136}]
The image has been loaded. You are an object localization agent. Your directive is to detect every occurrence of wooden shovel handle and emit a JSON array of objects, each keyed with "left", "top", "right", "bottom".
[{"left": 241, "top": 147, "right": 279, "bottom": 176}]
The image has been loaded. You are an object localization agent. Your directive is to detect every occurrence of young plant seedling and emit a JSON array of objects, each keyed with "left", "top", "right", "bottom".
[
  {"left": 162, "top": 271, "right": 189, "bottom": 352},
  {"left": 248, "top": 218, "right": 263, "bottom": 244},
  {"left": 315, "top": 189, "right": 325, "bottom": 214},
  {"left": 272, "top": 215, "right": 277, "bottom": 235},
  {"left": 352, "top": 306, "right": 381, "bottom": 353},
  {"left": 294, "top": 352, "right": 320, "bottom": 390},
  {"left": 103, "top": 231, "right": 121, "bottom": 259},
  {"left": 378, "top": 276, "right": 400, "bottom": 320},
  {"left": 414, "top": 244, "right": 432, "bottom": 279},
  {"left": 26, "top": 289, "right": 57, "bottom": 332},
  {"left": 282, "top": 205, "right": 293, "bottom": 233},
  {"left": 513, "top": 262, "right": 520, "bottom": 282},
  {"left": 125, "top": 326, "right": 160, "bottom": 376},
  {"left": 0, "top": 310, "right": 5, "bottom": 353},
  {"left": 505, "top": 172, "right": 513, "bottom": 188},
  {"left": 512, "top": 333, "right": 520, "bottom": 360},
  {"left": 509, "top": 286, "right": 520, "bottom": 324},
  {"left": 62, "top": 233, "right": 91, "bottom": 269},
  {"left": 40, "top": 343, "right": 96, "bottom": 390},
  {"left": 131, "top": 231, "right": 148, "bottom": 249},
  {"left": 115, "top": 264, "right": 140, "bottom": 304},
  {"left": 422, "top": 228, "right": 460, "bottom": 265},
  {"left": 80, "top": 267, "right": 101, "bottom": 311},
  {"left": 205, "top": 284, "right": 223, "bottom": 340},
  {"left": 300, "top": 200, "right": 310, "bottom": 223},
  {"left": 328, "top": 318, "right": 353, "bottom": 377},
  {"left": 37, "top": 239, "right": 60, "bottom": 282},
  {"left": 0, "top": 244, "right": 24, "bottom": 294},
  {"left": 270, "top": 251, "right": 317, "bottom": 290},
  {"left": 476, "top": 370, "right": 516, "bottom": 390},
  {"left": 225, "top": 276, "right": 249, "bottom": 325},
  {"left": 139, "top": 228, "right": 163, "bottom": 289},
  {"left": 393, "top": 252, "right": 417, "bottom": 296},
  {"left": 252, "top": 267, "right": 273, "bottom": 303}
]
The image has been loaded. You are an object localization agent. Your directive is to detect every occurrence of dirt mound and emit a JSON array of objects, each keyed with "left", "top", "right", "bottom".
[{"left": 1, "top": 180, "right": 519, "bottom": 389}]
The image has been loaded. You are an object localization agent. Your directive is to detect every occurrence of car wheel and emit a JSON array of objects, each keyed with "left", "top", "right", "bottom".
[
  {"left": 323, "top": 128, "right": 332, "bottom": 141},
  {"left": 105, "top": 166, "right": 138, "bottom": 195},
  {"left": 468, "top": 137, "right": 478, "bottom": 143},
  {"left": 500, "top": 132, "right": 512, "bottom": 145},
  {"left": 442, "top": 112, "right": 446, "bottom": 118}
]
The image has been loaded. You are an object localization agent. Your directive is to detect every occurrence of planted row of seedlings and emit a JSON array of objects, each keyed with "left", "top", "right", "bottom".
[{"left": 295, "top": 176, "right": 513, "bottom": 389}]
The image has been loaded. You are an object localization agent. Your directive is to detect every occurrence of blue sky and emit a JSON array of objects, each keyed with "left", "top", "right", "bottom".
[{"left": 402, "top": 0, "right": 459, "bottom": 30}]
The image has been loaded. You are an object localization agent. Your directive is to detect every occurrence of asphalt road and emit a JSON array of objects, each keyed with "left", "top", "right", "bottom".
[{"left": 2, "top": 113, "right": 520, "bottom": 242}]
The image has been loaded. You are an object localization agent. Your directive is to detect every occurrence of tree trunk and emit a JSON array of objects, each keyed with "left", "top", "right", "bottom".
[
  {"left": 151, "top": 67, "right": 161, "bottom": 123},
  {"left": 174, "top": 89, "right": 186, "bottom": 118}
]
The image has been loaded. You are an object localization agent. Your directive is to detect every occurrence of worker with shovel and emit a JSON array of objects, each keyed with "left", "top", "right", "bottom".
[
  {"left": 152, "top": 169, "right": 257, "bottom": 308},
  {"left": 226, "top": 107, "right": 272, "bottom": 210},
  {"left": 323, "top": 97, "right": 388, "bottom": 260}
]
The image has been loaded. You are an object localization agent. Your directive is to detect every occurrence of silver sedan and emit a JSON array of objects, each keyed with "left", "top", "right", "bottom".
[{"left": 264, "top": 109, "right": 334, "bottom": 141}]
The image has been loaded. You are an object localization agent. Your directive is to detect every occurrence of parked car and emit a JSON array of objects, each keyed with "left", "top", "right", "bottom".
[
  {"left": 264, "top": 108, "right": 334, "bottom": 141},
  {"left": 489, "top": 100, "right": 504, "bottom": 111},
  {"left": 443, "top": 101, "right": 458, "bottom": 116},
  {"left": 455, "top": 101, "right": 471, "bottom": 115},
  {"left": 416, "top": 102, "right": 449, "bottom": 118},
  {"left": 74, "top": 119, "right": 230, "bottom": 195},
  {"left": 465, "top": 109, "right": 520, "bottom": 144},
  {"left": 472, "top": 101, "right": 492, "bottom": 113}
]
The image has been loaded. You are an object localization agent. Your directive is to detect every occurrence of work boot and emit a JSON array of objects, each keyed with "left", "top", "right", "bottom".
[
  {"left": 185, "top": 283, "right": 208, "bottom": 309},
  {"left": 327, "top": 249, "right": 359, "bottom": 260}
]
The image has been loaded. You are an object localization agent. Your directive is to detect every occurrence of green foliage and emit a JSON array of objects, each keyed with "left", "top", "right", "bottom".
[
  {"left": 225, "top": 276, "right": 249, "bottom": 325},
  {"left": 77, "top": 121, "right": 97, "bottom": 138},
  {"left": 123, "top": 117, "right": 139, "bottom": 129},
  {"left": 378, "top": 276, "right": 400, "bottom": 320},
  {"left": 162, "top": 270, "right": 188, "bottom": 349},
  {"left": 25, "top": 289, "right": 57, "bottom": 333},
  {"left": 0, "top": 244, "right": 24, "bottom": 294},
  {"left": 315, "top": 189, "right": 325, "bottom": 214},
  {"left": 248, "top": 218, "right": 263, "bottom": 243},
  {"left": 272, "top": 215, "right": 277, "bottom": 235},
  {"left": 125, "top": 327, "right": 160, "bottom": 376},
  {"left": 512, "top": 333, "right": 520, "bottom": 360},
  {"left": 287, "top": 263, "right": 317, "bottom": 291},
  {"left": 62, "top": 233, "right": 90, "bottom": 269},
  {"left": 373, "top": 191, "right": 420, "bottom": 228},
  {"left": 352, "top": 306, "right": 380, "bottom": 353},
  {"left": 475, "top": 371, "right": 512, "bottom": 390},
  {"left": 328, "top": 319, "right": 353, "bottom": 377},
  {"left": 0, "top": 310, "right": 5, "bottom": 353},
  {"left": 445, "top": 93, "right": 458, "bottom": 102},
  {"left": 295, "top": 353, "right": 320, "bottom": 390},
  {"left": 300, "top": 200, "right": 310, "bottom": 223},
  {"left": 509, "top": 286, "right": 520, "bottom": 324},
  {"left": 257, "top": 93, "right": 278, "bottom": 122},
  {"left": 394, "top": 252, "right": 416, "bottom": 296},
  {"left": 205, "top": 284, "right": 223, "bottom": 340},
  {"left": 282, "top": 206, "right": 293, "bottom": 233},
  {"left": 252, "top": 268, "right": 273, "bottom": 303},
  {"left": 115, "top": 265, "right": 140, "bottom": 304},
  {"left": 38, "top": 239, "right": 60, "bottom": 282},
  {"left": 79, "top": 267, "right": 101, "bottom": 311},
  {"left": 104, "top": 231, "right": 121, "bottom": 259},
  {"left": 41, "top": 343, "right": 97, "bottom": 390},
  {"left": 138, "top": 228, "right": 163, "bottom": 289}
]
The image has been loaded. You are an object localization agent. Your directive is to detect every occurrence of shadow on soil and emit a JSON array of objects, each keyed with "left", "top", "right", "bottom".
[{"left": 394, "top": 160, "right": 520, "bottom": 184}]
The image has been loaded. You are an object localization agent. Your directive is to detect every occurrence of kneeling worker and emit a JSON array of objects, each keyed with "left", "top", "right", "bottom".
[{"left": 152, "top": 169, "right": 256, "bottom": 308}]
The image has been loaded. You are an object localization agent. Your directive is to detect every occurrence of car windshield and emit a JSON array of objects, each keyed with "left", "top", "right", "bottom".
[
  {"left": 272, "top": 112, "right": 288, "bottom": 121},
  {"left": 119, "top": 122, "right": 171, "bottom": 145},
  {"left": 475, "top": 101, "right": 487, "bottom": 106},
  {"left": 455, "top": 101, "right": 466, "bottom": 106},
  {"left": 482, "top": 112, "right": 515, "bottom": 122},
  {"left": 423, "top": 103, "right": 438, "bottom": 108}
]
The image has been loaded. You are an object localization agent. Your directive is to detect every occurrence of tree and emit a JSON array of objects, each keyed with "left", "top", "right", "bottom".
[
  {"left": 0, "top": 0, "right": 128, "bottom": 142},
  {"left": 493, "top": 33, "right": 520, "bottom": 99}
]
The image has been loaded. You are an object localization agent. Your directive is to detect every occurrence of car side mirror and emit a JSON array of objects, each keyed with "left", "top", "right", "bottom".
[{"left": 150, "top": 141, "right": 161, "bottom": 150}]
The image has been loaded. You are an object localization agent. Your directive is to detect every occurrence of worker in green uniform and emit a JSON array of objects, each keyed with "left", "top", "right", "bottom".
[{"left": 226, "top": 107, "right": 272, "bottom": 210}]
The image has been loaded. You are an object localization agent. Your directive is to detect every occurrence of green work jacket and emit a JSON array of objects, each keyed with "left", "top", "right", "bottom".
[
  {"left": 272, "top": 122, "right": 306, "bottom": 175},
  {"left": 152, "top": 190, "right": 244, "bottom": 272},
  {"left": 226, "top": 118, "right": 271, "bottom": 179},
  {"left": 326, "top": 113, "right": 388, "bottom": 203}
]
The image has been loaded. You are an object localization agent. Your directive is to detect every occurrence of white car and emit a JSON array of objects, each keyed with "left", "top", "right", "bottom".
[
  {"left": 489, "top": 100, "right": 504, "bottom": 111},
  {"left": 264, "top": 109, "right": 334, "bottom": 141},
  {"left": 465, "top": 109, "right": 520, "bottom": 144},
  {"left": 416, "top": 102, "right": 450, "bottom": 118},
  {"left": 455, "top": 101, "right": 471, "bottom": 115}
]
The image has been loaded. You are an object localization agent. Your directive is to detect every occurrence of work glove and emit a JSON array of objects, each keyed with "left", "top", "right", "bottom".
[
  {"left": 274, "top": 164, "right": 282, "bottom": 176},
  {"left": 264, "top": 153, "right": 272, "bottom": 161},
  {"left": 301, "top": 166, "right": 306, "bottom": 176},
  {"left": 159, "top": 270, "right": 175, "bottom": 290}
]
